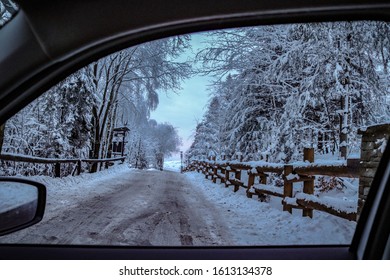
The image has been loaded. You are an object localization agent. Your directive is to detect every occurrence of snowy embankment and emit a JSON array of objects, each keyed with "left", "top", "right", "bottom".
[
  {"left": 184, "top": 171, "right": 356, "bottom": 245},
  {"left": 13, "top": 163, "right": 131, "bottom": 221}
]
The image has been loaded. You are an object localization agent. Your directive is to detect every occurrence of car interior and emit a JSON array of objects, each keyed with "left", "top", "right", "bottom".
[{"left": 0, "top": 0, "right": 390, "bottom": 260}]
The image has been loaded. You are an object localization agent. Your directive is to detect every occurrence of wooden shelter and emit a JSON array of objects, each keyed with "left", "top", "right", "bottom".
[{"left": 112, "top": 127, "right": 130, "bottom": 157}]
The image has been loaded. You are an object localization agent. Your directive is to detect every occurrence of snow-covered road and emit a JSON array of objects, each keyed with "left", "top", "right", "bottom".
[
  {"left": 0, "top": 168, "right": 231, "bottom": 246},
  {"left": 0, "top": 163, "right": 356, "bottom": 246}
]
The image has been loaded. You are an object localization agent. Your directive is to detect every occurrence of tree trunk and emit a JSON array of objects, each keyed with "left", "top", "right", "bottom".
[
  {"left": 106, "top": 102, "right": 119, "bottom": 162},
  {"left": 97, "top": 62, "right": 124, "bottom": 167},
  {"left": 90, "top": 106, "right": 100, "bottom": 173},
  {"left": 339, "top": 94, "right": 349, "bottom": 159}
]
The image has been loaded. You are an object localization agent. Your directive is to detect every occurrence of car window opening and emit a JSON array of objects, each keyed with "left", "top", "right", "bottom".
[{"left": 0, "top": 20, "right": 389, "bottom": 246}]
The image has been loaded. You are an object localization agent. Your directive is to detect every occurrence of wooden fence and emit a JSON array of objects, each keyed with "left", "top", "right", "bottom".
[
  {"left": 184, "top": 148, "right": 360, "bottom": 221},
  {"left": 0, "top": 153, "right": 125, "bottom": 178}
]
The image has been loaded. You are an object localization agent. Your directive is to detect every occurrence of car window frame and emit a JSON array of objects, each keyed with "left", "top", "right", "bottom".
[{"left": 1, "top": 0, "right": 390, "bottom": 260}]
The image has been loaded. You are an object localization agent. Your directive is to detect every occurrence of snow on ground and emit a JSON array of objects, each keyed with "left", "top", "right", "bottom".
[
  {"left": 4, "top": 163, "right": 356, "bottom": 245},
  {"left": 12, "top": 163, "right": 131, "bottom": 221},
  {"left": 184, "top": 171, "right": 356, "bottom": 245},
  {"left": 164, "top": 160, "right": 182, "bottom": 172}
]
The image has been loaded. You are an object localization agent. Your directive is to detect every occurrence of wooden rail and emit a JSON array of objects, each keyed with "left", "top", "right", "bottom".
[
  {"left": 184, "top": 148, "right": 360, "bottom": 221},
  {"left": 0, "top": 153, "right": 125, "bottom": 177}
]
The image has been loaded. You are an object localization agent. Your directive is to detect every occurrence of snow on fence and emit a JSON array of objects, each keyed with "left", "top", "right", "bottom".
[
  {"left": 0, "top": 153, "right": 126, "bottom": 177},
  {"left": 184, "top": 148, "right": 360, "bottom": 221}
]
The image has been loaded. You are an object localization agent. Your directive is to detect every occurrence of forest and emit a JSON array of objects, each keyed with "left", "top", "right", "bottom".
[
  {"left": 1, "top": 14, "right": 390, "bottom": 176},
  {"left": 186, "top": 21, "right": 390, "bottom": 163},
  {"left": 0, "top": 0, "right": 16, "bottom": 27},
  {"left": 0, "top": 32, "right": 189, "bottom": 175}
]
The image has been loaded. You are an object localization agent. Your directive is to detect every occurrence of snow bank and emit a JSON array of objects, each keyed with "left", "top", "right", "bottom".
[{"left": 11, "top": 164, "right": 131, "bottom": 220}]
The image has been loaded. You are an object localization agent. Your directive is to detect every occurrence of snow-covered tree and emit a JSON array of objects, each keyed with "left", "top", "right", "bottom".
[
  {"left": 191, "top": 22, "right": 390, "bottom": 163},
  {"left": 85, "top": 36, "right": 191, "bottom": 171},
  {"left": 0, "top": 0, "right": 17, "bottom": 27},
  {"left": 127, "top": 120, "right": 181, "bottom": 169}
]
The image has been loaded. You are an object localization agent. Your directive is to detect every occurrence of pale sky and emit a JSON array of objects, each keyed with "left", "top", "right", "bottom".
[{"left": 150, "top": 33, "right": 211, "bottom": 160}]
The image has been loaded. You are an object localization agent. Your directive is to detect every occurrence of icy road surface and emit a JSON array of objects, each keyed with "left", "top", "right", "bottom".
[{"left": 0, "top": 168, "right": 231, "bottom": 245}]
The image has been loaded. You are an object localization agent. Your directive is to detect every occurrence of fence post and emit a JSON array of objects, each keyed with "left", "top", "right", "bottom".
[
  {"left": 212, "top": 165, "right": 218, "bottom": 183},
  {"left": 54, "top": 162, "right": 61, "bottom": 178},
  {"left": 260, "top": 173, "right": 267, "bottom": 184},
  {"left": 247, "top": 173, "right": 255, "bottom": 198},
  {"left": 303, "top": 147, "right": 314, "bottom": 163},
  {"left": 303, "top": 148, "right": 315, "bottom": 218},
  {"left": 205, "top": 162, "right": 211, "bottom": 179},
  {"left": 76, "top": 160, "right": 82, "bottom": 176},
  {"left": 248, "top": 173, "right": 255, "bottom": 187},
  {"left": 234, "top": 169, "right": 241, "bottom": 192},
  {"left": 283, "top": 165, "right": 293, "bottom": 213},
  {"left": 200, "top": 162, "right": 205, "bottom": 174},
  {"left": 224, "top": 167, "right": 230, "bottom": 188}
]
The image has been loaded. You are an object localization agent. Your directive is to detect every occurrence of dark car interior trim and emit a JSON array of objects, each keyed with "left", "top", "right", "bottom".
[
  {"left": 1, "top": 0, "right": 390, "bottom": 259},
  {"left": 351, "top": 139, "right": 390, "bottom": 259},
  {"left": 0, "top": 245, "right": 353, "bottom": 260}
]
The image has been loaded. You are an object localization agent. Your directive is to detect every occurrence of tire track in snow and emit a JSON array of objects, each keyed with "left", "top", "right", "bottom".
[{"left": 0, "top": 169, "right": 231, "bottom": 246}]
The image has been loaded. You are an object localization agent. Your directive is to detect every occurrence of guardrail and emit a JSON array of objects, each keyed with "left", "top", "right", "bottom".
[{"left": 0, "top": 153, "right": 125, "bottom": 178}]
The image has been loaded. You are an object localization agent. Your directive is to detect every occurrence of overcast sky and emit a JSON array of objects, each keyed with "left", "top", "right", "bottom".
[{"left": 150, "top": 33, "right": 211, "bottom": 160}]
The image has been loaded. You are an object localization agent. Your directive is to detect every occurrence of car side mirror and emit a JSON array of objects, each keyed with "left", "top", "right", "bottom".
[{"left": 0, "top": 178, "right": 46, "bottom": 236}]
